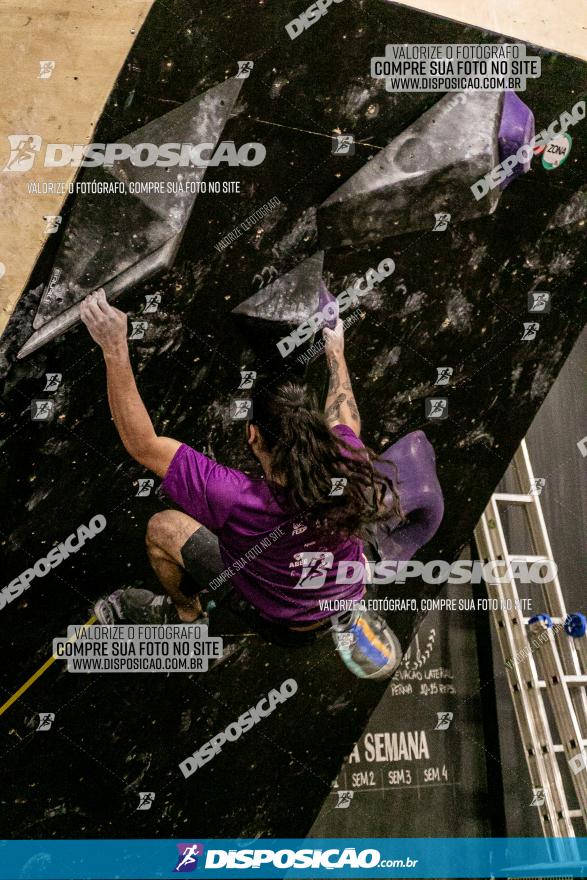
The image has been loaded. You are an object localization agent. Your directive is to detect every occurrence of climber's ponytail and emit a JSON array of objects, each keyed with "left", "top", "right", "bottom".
[{"left": 250, "top": 380, "right": 402, "bottom": 538}]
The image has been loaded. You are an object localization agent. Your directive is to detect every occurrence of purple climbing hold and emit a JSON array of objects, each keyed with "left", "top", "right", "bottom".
[
  {"left": 498, "top": 91, "right": 535, "bottom": 189},
  {"left": 318, "top": 279, "right": 339, "bottom": 330},
  {"left": 374, "top": 430, "right": 444, "bottom": 562}
]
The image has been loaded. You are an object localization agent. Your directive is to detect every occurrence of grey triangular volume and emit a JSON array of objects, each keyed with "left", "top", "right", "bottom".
[
  {"left": 232, "top": 252, "right": 325, "bottom": 325},
  {"left": 318, "top": 91, "right": 503, "bottom": 248},
  {"left": 17, "top": 237, "right": 180, "bottom": 359},
  {"left": 31, "top": 77, "right": 243, "bottom": 333},
  {"left": 108, "top": 77, "right": 244, "bottom": 225}
]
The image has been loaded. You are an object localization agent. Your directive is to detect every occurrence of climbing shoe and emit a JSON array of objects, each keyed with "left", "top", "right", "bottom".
[
  {"left": 93, "top": 589, "right": 126, "bottom": 626},
  {"left": 119, "top": 587, "right": 207, "bottom": 625},
  {"left": 330, "top": 607, "right": 402, "bottom": 680}
]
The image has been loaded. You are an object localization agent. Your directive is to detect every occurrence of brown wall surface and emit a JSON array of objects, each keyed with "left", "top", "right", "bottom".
[{"left": 0, "top": 0, "right": 154, "bottom": 335}]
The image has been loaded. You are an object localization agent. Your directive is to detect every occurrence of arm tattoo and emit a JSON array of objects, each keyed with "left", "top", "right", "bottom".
[
  {"left": 325, "top": 356, "right": 361, "bottom": 431},
  {"left": 347, "top": 396, "right": 360, "bottom": 421},
  {"left": 325, "top": 393, "right": 346, "bottom": 424},
  {"left": 327, "top": 356, "right": 340, "bottom": 393}
]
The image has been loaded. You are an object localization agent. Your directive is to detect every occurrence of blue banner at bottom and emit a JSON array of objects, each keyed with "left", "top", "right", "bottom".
[{"left": 0, "top": 838, "right": 586, "bottom": 879}]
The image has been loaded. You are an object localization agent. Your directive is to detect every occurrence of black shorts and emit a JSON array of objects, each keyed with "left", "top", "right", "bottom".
[{"left": 180, "top": 525, "right": 225, "bottom": 593}]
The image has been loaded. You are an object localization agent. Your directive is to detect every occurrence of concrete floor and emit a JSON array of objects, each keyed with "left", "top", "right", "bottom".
[{"left": 392, "top": 0, "right": 587, "bottom": 61}]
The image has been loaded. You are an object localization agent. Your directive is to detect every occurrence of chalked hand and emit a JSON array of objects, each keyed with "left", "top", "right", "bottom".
[
  {"left": 323, "top": 318, "right": 345, "bottom": 359},
  {"left": 80, "top": 288, "right": 128, "bottom": 358}
]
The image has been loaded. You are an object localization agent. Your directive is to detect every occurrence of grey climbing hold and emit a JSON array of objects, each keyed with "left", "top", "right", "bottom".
[
  {"left": 232, "top": 251, "right": 325, "bottom": 326},
  {"left": 318, "top": 90, "right": 506, "bottom": 248},
  {"left": 18, "top": 77, "right": 244, "bottom": 359}
]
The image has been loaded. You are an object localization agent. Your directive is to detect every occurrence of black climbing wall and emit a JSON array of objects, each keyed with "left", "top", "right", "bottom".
[{"left": 0, "top": 0, "right": 586, "bottom": 841}]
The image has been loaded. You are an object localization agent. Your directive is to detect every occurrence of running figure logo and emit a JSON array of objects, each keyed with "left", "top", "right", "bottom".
[
  {"left": 329, "top": 477, "right": 347, "bottom": 496},
  {"left": 129, "top": 321, "right": 149, "bottom": 340},
  {"left": 334, "top": 631, "right": 355, "bottom": 649},
  {"left": 43, "top": 215, "right": 62, "bottom": 234},
  {"left": 569, "top": 752, "right": 587, "bottom": 775},
  {"left": 529, "top": 478, "right": 546, "bottom": 497},
  {"left": 435, "top": 367, "right": 453, "bottom": 386},
  {"left": 332, "top": 135, "right": 355, "bottom": 156},
  {"left": 143, "top": 294, "right": 161, "bottom": 314},
  {"left": 231, "top": 399, "right": 252, "bottom": 420},
  {"left": 43, "top": 373, "right": 62, "bottom": 392},
  {"left": 136, "top": 478, "right": 155, "bottom": 497},
  {"left": 238, "top": 370, "right": 256, "bottom": 390},
  {"left": 136, "top": 791, "right": 155, "bottom": 811},
  {"left": 425, "top": 398, "right": 448, "bottom": 420},
  {"left": 435, "top": 711, "right": 453, "bottom": 731},
  {"left": 4, "top": 134, "right": 42, "bottom": 172},
  {"left": 530, "top": 787, "right": 546, "bottom": 806},
  {"left": 174, "top": 843, "right": 204, "bottom": 872},
  {"left": 528, "top": 291, "right": 551, "bottom": 313},
  {"left": 31, "top": 400, "right": 54, "bottom": 421},
  {"left": 433, "top": 212, "right": 451, "bottom": 232},
  {"left": 295, "top": 551, "right": 334, "bottom": 589},
  {"left": 236, "top": 61, "right": 254, "bottom": 78},
  {"left": 39, "top": 60, "right": 56, "bottom": 79},
  {"left": 335, "top": 790, "right": 354, "bottom": 809},
  {"left": 36, "top": 713, "right": 55, "bottom": 731},
  {"left": 522, "top": 322, "right": 539, "bottom": 341}
]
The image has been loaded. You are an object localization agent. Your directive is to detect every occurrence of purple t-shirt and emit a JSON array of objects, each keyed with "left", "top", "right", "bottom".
[{"left": 161, "top": 424, "right": 366, "bottom": 624}]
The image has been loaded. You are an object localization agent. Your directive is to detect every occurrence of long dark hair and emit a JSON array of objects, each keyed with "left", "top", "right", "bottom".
[{"left": 250, "top": 380, "right": 402, "bottom": 539}]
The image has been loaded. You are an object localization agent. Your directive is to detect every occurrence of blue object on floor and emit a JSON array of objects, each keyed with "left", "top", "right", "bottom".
[{"left": 564, "top": 612, "right": 587, "bottom": 638}]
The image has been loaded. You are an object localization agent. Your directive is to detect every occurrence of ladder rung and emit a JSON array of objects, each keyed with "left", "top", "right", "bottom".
[
  {"left": 568, "top": 809, "right": 584, "bottom": 818},
  {"left": 537, "top": 676, "right": 587, "bottom": 686},
  {"left": 493, "top": 492, "right": 534, "bottom": 504},
  {"left": 508, "top": 554, "right": 552, "bottom": 564},
  {"left": 552, "top": 741, "right": 587, "bottom": 752},
  {"left": 537, "top": 677, "right": 587, "bottom": 688},
  {"left": 564, "top": 675, "right": 587, "bottom": 687}
]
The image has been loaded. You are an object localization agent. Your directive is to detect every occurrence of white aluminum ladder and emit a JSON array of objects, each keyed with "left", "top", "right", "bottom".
[{"left": 474, "top": 439, "right": 587, "bottom": 838}]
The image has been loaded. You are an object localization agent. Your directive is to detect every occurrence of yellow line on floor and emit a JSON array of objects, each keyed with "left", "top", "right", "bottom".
[{"left": 0, "top": 615, "right": 97, "bottom": 718}]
